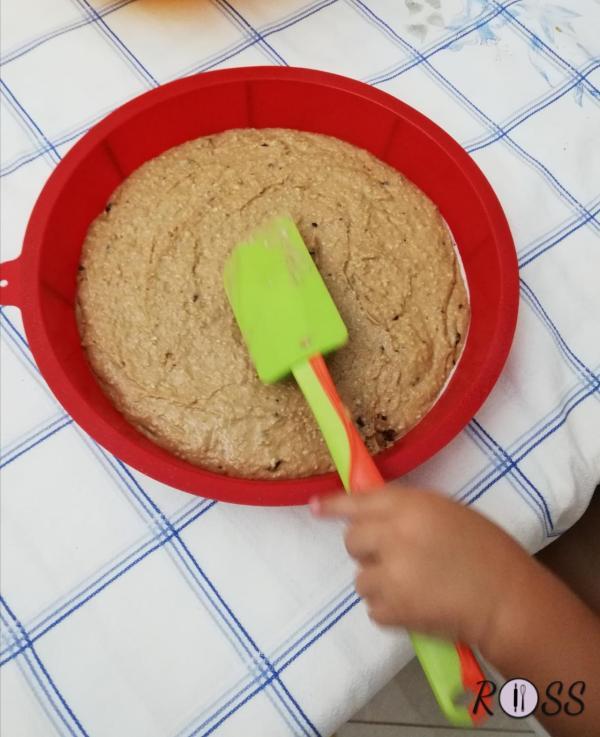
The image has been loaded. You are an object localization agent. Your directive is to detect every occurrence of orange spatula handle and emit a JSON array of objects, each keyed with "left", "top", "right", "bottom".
[{"left": 308, "top": 355, "right": 383, "bottom": 491}]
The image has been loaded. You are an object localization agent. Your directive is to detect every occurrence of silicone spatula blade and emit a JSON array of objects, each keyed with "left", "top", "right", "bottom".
[{"left": 223, "top": 215, "right": 348, "bottom": 384}]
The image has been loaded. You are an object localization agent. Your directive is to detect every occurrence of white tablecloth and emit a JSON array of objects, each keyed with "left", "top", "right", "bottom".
[{"left": 1, "top": 1, "right": 599, "bottom": 735}]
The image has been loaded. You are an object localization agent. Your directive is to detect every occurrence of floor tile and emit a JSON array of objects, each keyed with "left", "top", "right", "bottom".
[{"left": 339, "top": 725, "right": 532, "bottom": 737}]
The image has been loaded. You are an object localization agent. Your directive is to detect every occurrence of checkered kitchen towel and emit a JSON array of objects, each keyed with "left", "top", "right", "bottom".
[{"left": 1, "top": 1, "right": 599, "bottom": 736}]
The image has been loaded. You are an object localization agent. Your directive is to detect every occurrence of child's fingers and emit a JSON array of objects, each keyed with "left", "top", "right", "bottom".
[
  {"left": 358, "top": 573, "right": 406, "bottom": 627},
  {"left": 355, "top": 567, "right": 381, "bottom": 600},
  {"left": 344, "top": 522, "right": 384, "bottom": 560},
  {"left": 367, "top": 603, "right": 398, "bottom": 627},
  {"left": 310, "top": 489, "right": 398, "bottom": 519}
]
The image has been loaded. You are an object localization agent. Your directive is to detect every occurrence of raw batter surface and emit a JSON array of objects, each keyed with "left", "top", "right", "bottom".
[{"left": 77, "top": 128, "right": 469, "bottom": 479}]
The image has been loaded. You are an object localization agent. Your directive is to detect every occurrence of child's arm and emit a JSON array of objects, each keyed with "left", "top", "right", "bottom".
[{"left": 312, "top": 487, "right": 600, "bottom": 737}]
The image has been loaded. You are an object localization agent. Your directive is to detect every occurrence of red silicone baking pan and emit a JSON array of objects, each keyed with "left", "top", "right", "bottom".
[{"left": 0, "top": 67, "right": 518, "bottom": 505}]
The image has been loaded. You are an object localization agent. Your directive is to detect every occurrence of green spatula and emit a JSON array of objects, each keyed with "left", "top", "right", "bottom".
[{"left": 224, "top": 216, "right": 488, "bottom": 727}]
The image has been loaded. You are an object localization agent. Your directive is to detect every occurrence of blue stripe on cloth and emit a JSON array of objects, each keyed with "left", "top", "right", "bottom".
[
  {"left": 0, "top": 499, "right": 216, "bottom": 665},
  {"left": 458, "top": 374, "right": 599, "bottom": 508},
  {"left": 112, "top": 460, "right": 318, "bottom": 736},
  {"left": 454, "top": 374, "right": 586, "bottom": 522},
  {"left": 174, "top": 585, "right": 357, "bottom": 737},
  {"left": 0, "top": 496, "right": 211, "bottom": 658},
  {"left": 468, "top": 420, "right": 554, "bottom": 533},
  {"left": 70, "top": 0, "right": 159, "bottom": 87},
  {"left": 213, "top": 0, "right": 288, "bottom": 66},
  {"left": 0, "top": 312, "right": 39, "bottom": 372},
  {"left": 0, "top": 599, "right": 89, "bottom": 737},
  {"left": 0, "top": 80, "right": 60, "bottom": 165},
  {"left": 0, "top": 420, "right": 311, "bottom": 735},
  {"left": 520, "top": 279, "right": 600, "bottom": 392},
  {"left": 184, "top": 589, "right": 361, "bottom": 737},
  {"left": 365, "top": 0, "right": 520, "bottom": 86},
  {"left": 0, "top": 417, "right": 74, "bottom": 469},
  {"left": 457, "top": 380, "right": 580, "bottom": 507},
  {"left": 510, "top": 377, "right": 600, "bottom": 464},
  {"left": 451, "top": 278, "right": 600, "bottom": 514},
  {"left": 464, "top": 425, "right": 562, "bottom": 539},
  {"left": 462, "top": 273, "right": 598, "bottom": 533},
  {"left": 513, "top": 383, "right": 599, "bottom": 460},
  {"left": 178, "top": 0, "right": 339, "bottom": 78},
  {"left": 258, "top": 0, "right": 340, "bottom": 37},
  {"left": 0, "top": 499, "right": 359, "bottom": 737},
  {"left": 519, "top": 201, "right": 600, "bottom": 267},
  {"left": 464, "top": 59, "right": 600, "bottom": 153},
  {"left": 494, "top": 0, "right": 600, "bottom": 98},
  {"left": 512, "top": 369, "right": 600, "bottom": 461},
  {"left": 1, "top": 103, "right": 121, "bottom": 178},
  {"left": 0, "top": 610, "right": 27, "bottom": 668},
  {"left": 0, "top": 0, "right": 135, "bottom": 67},
  {"left": 0, "top": 104, "right": 59, "bottom": 177},
  {"left": 0, "top": 146, "right": 55, "bottom": 177},
  {"left": 0, "top": 411, "right": 67, "bottom": 457},
  {"left": 75, "top": 437, "right": 318, "bottom": 737},
  {"left": 0, "top": 610, "right": 70, "bottom": 737},
  {"left": 348, "top": 0, "right": 600, "bottom": 233}
]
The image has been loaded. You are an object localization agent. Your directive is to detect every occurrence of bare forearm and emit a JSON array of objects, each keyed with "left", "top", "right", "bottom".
[{"left": 483, "top": 559, "right": 600, "bottom": 737}]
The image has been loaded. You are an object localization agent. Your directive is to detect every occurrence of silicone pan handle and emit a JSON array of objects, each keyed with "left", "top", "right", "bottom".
[
  {"left": 0, "top": 257, "right": 23, "bottom": 308},
  {"left": 293, "top": 354, "right": 488, "bottom": 727}
]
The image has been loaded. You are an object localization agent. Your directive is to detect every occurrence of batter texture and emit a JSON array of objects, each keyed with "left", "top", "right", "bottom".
[{"left": 77, "top": 128, "right": 469, "bottom": 479}]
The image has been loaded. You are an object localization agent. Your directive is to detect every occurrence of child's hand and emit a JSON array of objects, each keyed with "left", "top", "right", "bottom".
[
  {"left": 313, "top": 486, "right": 600, "bottom": 737},
  {"left": 311, "top": 486, "right": 536, "bottom": 653}
]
